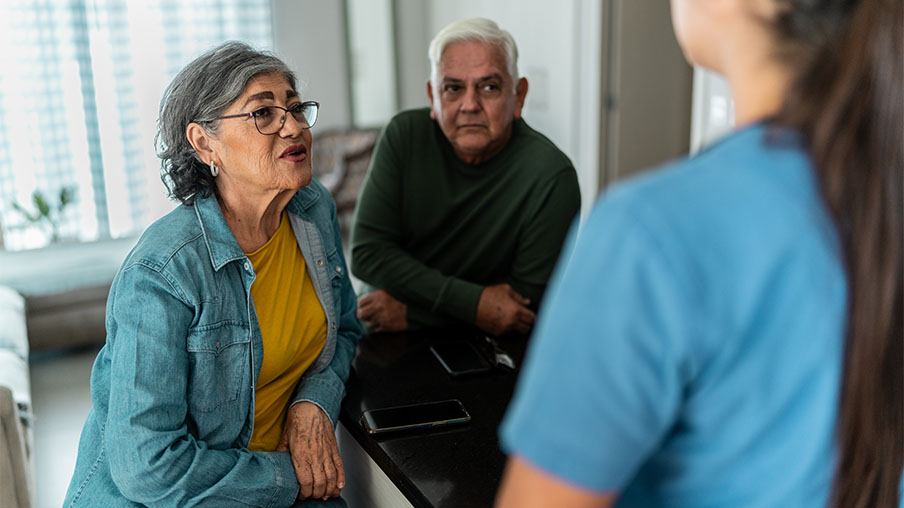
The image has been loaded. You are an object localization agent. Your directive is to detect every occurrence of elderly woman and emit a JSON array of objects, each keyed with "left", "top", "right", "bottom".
[{"left": 64, "top": 42, "right": 361, "bottom": 508}]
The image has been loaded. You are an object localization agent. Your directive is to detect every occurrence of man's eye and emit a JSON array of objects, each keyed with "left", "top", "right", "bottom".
[
  {"left": 482, "top": 83, "right": 500, "bottom": 92},
  {"left": 252, "top": 107, "right": 273, "bottom": 119},
  {"left": 443, "top": 85, "right": 461, "bottom": 93}
]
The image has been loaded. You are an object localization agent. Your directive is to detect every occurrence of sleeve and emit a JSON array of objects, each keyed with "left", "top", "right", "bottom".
[
  {"left": 506, "top": 167, "right": 581, "bottom": 307},
  {"left": 292, "top": 198, "right": 364, "bottom": 424},
  {"left": 499, "top": 190, "right": 698, "bottom": 492},
  {"left": 105, "top": 264, "right": 299, "bottom": 508},
  {"left": 350, "top": 119, "right": 485, "bottom": 324}
]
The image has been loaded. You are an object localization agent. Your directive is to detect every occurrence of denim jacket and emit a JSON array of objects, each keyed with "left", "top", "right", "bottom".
[{"left": 64, "top": 179, "right": 363, "bottom": 508}]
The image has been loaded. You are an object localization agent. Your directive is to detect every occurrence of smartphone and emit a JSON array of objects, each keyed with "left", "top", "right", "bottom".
[
  {"left": 430, "top": 342, "right": 493, "bottom": 377},
  {"left": 360, "top": 399, "right": 471, "bottom": 435}
]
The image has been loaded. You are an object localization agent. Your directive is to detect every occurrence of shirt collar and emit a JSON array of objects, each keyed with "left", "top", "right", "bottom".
[{"left": 192, "top": 183, "right": 322, "bottom": 271}]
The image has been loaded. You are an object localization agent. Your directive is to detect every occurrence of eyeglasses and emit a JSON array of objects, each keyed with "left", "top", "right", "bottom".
[{"left": 214, "top": 101, "right": 319, "bottom": 135}]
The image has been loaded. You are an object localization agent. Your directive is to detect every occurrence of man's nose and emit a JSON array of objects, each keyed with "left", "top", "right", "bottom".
[{"left": 459, "top": 87, "right": 481, "bottom": 112}]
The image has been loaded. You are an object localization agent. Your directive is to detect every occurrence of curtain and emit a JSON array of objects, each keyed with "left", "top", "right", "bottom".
[{"left": 0, "top": 0, "right": 272, "bottom": 250}]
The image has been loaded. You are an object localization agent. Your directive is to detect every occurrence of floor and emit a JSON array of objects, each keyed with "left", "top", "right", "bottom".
[{"left": 30, "top": 346, "right": 100, "bottom": 508}]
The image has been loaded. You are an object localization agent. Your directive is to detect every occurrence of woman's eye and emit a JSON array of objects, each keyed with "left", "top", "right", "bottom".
[
  {"left": 252, "top": 107, "right": 272, "bottom": 119},
  {"left": 288, "top": 103, "right": 304, "bottom": 114}
]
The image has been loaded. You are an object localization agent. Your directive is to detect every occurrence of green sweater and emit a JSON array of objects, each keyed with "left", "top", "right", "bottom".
[{"left": 350, "top": 108, "right": 581, "bottom": 329}]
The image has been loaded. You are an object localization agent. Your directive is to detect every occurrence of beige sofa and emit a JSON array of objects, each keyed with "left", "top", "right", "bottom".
[{"left": 0, "top": 285, "right": 34, "bottom": 508}]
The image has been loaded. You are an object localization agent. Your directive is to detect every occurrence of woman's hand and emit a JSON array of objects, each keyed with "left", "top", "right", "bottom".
[{"left": 276, "top": 402, "right": 345, "bottom": 500}]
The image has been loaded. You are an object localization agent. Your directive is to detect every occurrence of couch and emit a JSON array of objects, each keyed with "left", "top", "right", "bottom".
[
  {"left": 0, "top": 237, "right": 137, "bottom": 352},
  {"left": 0, "top": 284, "right": 34, "bottom": 508}
]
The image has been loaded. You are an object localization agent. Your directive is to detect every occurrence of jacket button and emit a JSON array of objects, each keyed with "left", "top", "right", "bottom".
[
  {"left": 243, "top": 262, "right": 250, "bottom": 271},
  {"left": 331, "top": 323, "right": 337, "bottom": 330},
  {"left": 335, "top": 266, "right": 342, "bottom": 273},
  {"left": 316, "top": 259, "right": 324, "bottom": 266}
]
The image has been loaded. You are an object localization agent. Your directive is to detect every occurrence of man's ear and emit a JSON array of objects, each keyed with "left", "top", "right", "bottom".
[
  {"left": 186, "top": 122, "right": 215, "bottom": 165},
  {"left": 513, "top": 77, "right": 529, "bottom": 119},
  {"left": 426, "top": 79, "right": 437, "bottom": 120}
]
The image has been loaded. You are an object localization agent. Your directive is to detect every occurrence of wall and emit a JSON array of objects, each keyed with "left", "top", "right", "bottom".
[
  {"left": 271, "top": 0, "right": 694, "bottom": 212},
  {"left": 690, "top": 68, "right": 734, "bottom": 153},
  {"left": 348, "top": 0, "right": 397, "bottom": 127},
  {"left": 393, "top": 0, "right": 431, "bottom": 111},
  {"left": 271, "top": 0, "right": 352, "bottom": 130},
  {"left": 601, "top": 1, "right": 693, "bottom": 185}
]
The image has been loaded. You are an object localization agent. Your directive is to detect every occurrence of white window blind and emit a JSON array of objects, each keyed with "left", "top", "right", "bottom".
[{"left": 0, "top": 0, "right": 272, "bottom": 250}]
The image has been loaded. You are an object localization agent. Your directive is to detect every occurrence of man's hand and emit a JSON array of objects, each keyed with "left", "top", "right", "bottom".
[
  {"left": 476, "top": 284, "right": 536, "bottom": 336},
  {"left": 276, "top": 402, "right": 345, "bottom": 501},
  {"left": 357, "top": 289, "right": 409, "bottom": 332}
]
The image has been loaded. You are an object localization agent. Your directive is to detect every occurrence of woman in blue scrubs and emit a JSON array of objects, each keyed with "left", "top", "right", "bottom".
[{"left": 497, "top": 1, "right": 902, "bottom": 507}]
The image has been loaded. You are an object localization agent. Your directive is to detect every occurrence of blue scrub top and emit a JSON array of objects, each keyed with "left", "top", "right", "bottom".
[{"left": 501, "top": 124, "right": 859, "bottom": 507}]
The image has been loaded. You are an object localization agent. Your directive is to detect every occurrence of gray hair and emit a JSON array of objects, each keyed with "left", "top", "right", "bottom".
[
  {"left": 428, "top": 18, "right": 519, "bottom": 89},
  {"left": 157, "top": 41, "right": 297, "bottom": 205}
]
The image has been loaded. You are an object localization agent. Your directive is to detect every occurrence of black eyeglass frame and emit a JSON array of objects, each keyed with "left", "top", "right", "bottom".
[{"left": 213, "top": 100, "right": 320, "bottom": 135}]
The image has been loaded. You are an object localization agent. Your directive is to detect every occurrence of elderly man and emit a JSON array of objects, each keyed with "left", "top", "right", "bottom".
[{"left": 351, "top": 18, "right": 580, "bottom": 336}]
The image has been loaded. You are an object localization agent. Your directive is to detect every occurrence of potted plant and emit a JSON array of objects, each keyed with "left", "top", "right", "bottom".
[{"left": 12, "top": 187, "right": 75, "bottom": 243}]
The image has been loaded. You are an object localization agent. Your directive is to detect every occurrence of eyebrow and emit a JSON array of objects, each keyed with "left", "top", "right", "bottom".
[
  {"left": 442, "top": 73, "right": 505, "bottom": 84},
  {"left": 242, "top": 90, "right": 299, "bottom": 108}
]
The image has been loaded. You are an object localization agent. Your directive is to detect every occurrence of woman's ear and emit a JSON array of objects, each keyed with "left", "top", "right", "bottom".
[{"left": 186, "top": 122, "right": 215, "bottom": 165}]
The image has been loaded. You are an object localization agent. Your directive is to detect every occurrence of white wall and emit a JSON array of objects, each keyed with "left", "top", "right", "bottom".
[
  {"left": 269, "top": 0, "right": 692, "bottom": 214},
  {"left": 393, "top": 0, "right": 432, "bottom": 111},
  {"left": 271, "top": 0, "right": 352, "bottom": 130},
  {"left": 690, "top": 67, "right": 734, "bottom": 153},
  {"left": 347, "top": 0, "right": 397, "bottom": 127}
]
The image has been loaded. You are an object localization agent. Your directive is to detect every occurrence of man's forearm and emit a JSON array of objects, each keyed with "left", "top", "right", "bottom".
[{"left": 351, "top": 240, "right": 484, "bottom": 324}]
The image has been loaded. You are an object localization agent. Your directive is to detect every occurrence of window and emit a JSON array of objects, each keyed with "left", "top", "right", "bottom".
[{"left": 0, "top": 0, "right": 272, "bottom": 250}]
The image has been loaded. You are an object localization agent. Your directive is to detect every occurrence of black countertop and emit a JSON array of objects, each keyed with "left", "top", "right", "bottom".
[{"left": 339, "top": 328, "right": 527, "bottom": 508}]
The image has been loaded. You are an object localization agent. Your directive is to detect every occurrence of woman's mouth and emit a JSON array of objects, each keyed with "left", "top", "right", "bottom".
[{"left": 280, "top": 145, "right": 308, "bottom": 162}]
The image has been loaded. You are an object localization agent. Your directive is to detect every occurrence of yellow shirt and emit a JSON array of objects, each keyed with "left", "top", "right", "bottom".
[{"left": 246, "top": 212, "right": 327, "bottom": 451}]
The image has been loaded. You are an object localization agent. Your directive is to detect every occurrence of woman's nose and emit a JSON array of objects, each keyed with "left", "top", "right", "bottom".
[{"left": 278, "top": 110, "right": 305, "bottom": 137}]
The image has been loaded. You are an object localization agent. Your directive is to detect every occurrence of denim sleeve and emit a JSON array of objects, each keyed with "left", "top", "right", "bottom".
[
  {"left": 292, "top": 200, "right": 364, "bottom": 424},
  {"left": 105, "top": 263, "right": 299, "bottom": 508}
]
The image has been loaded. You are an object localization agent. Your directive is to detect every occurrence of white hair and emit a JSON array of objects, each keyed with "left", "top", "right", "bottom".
[{"left": 428, "top": 18, "right": 519, "bottom": 89}]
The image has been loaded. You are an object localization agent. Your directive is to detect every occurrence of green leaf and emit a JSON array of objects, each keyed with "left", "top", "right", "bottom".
[
  {"left": 59, "top": 187, "right": 73, "bottom": 207},
  {"left": 33, "top": 191, "right": 51, "bottom": 218},
  {"left": 11, "top": 202, "right": 39, "bottom": 222}
]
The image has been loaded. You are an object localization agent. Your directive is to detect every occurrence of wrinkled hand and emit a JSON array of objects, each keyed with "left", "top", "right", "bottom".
[
  {"left": 476, "top": 284, "right": 536, "bottom": 336},
  {"left": 357, "top": 290, "right": 408, "bottom": 332},
  {"left": 276, "top": 402, "right": 345, "bottom": 501}
]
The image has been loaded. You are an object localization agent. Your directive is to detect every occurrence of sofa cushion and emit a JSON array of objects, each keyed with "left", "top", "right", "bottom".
[
  {"left": 0, "top": 286, "right": 27, "bottom": 360},
  {"left": 0, "top": 286, "right": 30, "bottom": 419},
  {"left": 0, "top": 237, "right": 136, "bottom": 298}
]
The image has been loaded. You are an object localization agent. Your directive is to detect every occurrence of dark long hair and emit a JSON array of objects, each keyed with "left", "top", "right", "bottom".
[{"left": 772, "top": 1, "right": 903, "bottom": 506}]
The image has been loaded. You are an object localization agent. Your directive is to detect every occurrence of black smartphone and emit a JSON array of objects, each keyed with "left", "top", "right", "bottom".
[
  {"left": 360, "top": 399, "right": 471, "bottom": 435},
  {"left": 430, "top": 341, "right": 493, "bottom": 377}
]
